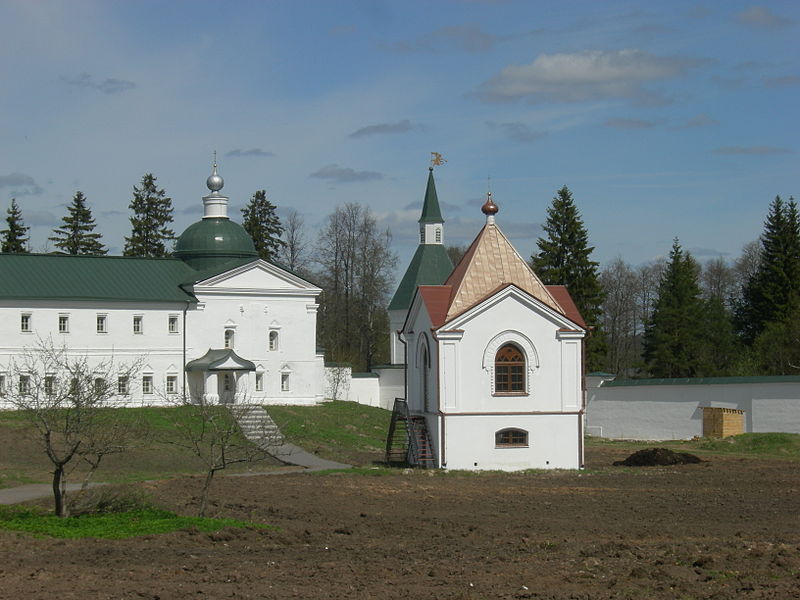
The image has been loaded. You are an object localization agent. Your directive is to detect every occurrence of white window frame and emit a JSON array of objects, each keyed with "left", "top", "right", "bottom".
[
  {"left": 58, "top": 314, "right": 70, "bottom": 334},
  {"left": 224, "top": 329, "right": 235, "bottom": 349},
  {"left": 44, "top": 375, "right": 55, "bottom": 397},
  {"left": 269, "top": 330, "right": 279, "bottom": 351},
  {"left": 255, "top": 372, "right": 264, "bottom": 392},
  {"left": 0, "top": 373, "right": 7, "bottom": 396},
  {"left": 19, "top": 375, "right": 31, "bottom": 396},
  {"left": 280, "top": 373, "right": 290, "bottom": 392},
  {"left": 133, "top": 315, "right": 143, "bottom": 334},
  {"left": 96, "top": 314, "right": 108, "bottom": 334},
  {"left": 142, "top": 375, "right": 153, "bottom": 395},
  {"left": 20, "top": 313, "right": 31, "bottom": 333},
  {"left": 435, "top": 227, "right": 442, "bottom": 243},
  {"left": 166, "top": 374, "right": 178, "bottom": 394},
  {"left": 117, "top": 376, "right": 130, "bottom": 395},
  {"left": 168, "top": 315, "right": 180, "bottom": 334}
]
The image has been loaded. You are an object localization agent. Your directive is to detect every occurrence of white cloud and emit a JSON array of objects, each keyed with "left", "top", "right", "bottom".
[
  {"left": 736, "top": 6, "right": 794, "bottom": 28},
  {"left": 474, "top": 49, "right": 706, "bottom": 105},
  {"left": 226, "top": 148, "right": 275, "bottom": 158},
  {"left": 0, "top": 173, "right": 44, "bottom": 196}
]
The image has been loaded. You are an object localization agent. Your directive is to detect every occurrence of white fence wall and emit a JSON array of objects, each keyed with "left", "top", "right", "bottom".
[{"left": 587, "top": 380, "right": 800, "bottom": 440}]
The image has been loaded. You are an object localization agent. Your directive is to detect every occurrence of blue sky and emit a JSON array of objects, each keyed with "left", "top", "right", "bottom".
[{"left": 1, "top": 0, "right": 797, "bottom": 279}]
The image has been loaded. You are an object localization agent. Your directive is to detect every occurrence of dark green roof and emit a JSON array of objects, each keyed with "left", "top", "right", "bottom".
[
  {"left": 0, "top": 253, "right": 197, "bottom": 303},
  {"left": 418, "top": 168, "right": 444, "bottom": 224},
  {"left": 174, "top": 217, "right": 257, "bottom": 270},
  {"left": 388, "top": 243, "right": 453, "bottom": 311},
  {"left": 604, "top": 376, "right": 800, "bottom": 387}
]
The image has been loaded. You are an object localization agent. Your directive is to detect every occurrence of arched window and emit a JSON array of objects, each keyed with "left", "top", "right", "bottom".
[
  {"left": 269, "top": 330, "right": 279, "bottom": 351},
  {"left": 495, "top": 344, "right": 525, "bottom": 394},
  {"left": 435, "top": 227, "right": 441, "bottom": 243},
  {"left": 224, "top": 329, "right": 235, "bottom": 349},
  {"left": 495, "top": 428, "right": 528, "bottom": 447}
]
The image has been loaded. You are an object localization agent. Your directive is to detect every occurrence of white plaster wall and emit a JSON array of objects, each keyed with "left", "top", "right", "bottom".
[
  {"left": 388, "top": 309, "right": 406, "bottom": 365},
  {"left": 586, "top": 382, "right": 800, "bottom": 439},
  {"left": 347, "top": 377, "right": 381, "bottom": 406},
  {"left": 443, "top": 414, "right": 581, "bottom": 471},
  {"left": 438, "top": 294, "right": 580, "bottom": 414},
  {"left": 373, "top": 367, "right": 404, "bottom": 410}
]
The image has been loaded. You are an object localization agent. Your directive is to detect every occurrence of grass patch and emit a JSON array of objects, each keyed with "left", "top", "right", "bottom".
[
  {"left": 0, "top": 505, "right": 270, "bottom": 539},
  {"left": 268, "top": 400, "right": 392, "bottom": 465},
  {"left": 586, "top": 433, "right": 800, "bottom": 460}
]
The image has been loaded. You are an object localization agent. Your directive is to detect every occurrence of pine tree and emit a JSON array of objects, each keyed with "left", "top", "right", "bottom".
[
  {"left": 49, "top": 191, "right": 106, "bottom": 255},
  {"left": 531, "top": 186, "right": 607, "bottom": 370},
  {"left": 736, "top": 196, "right": 800, "bottom": 344},
  {"left": 241, "top": 190, "right": 285, "bottom": 261},
  {"left": 1, "top": 199, "right": 30, "bottom": 253},
  {"left": 643, "top": 239, "right": 705, "bottom": 377},
  {"left": 123, "top": 174, "right": 175, "bottom": 258}
]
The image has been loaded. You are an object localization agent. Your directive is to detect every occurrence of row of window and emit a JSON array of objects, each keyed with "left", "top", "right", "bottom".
[
  {"left": 223, "top": 329, "right": 280, "bottom": 351},
  {"left": 0, "top": 372, "right": 291, "bottom": 396},
  {"left": 22, "top": 313, "right": 180, "bottom": 335}
]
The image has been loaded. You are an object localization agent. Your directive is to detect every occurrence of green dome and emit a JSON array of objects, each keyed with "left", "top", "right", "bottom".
[{"left": 174, "top": 217, "right": 258, "bottom": 270}]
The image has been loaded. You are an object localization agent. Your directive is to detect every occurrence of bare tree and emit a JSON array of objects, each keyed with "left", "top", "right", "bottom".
[
  {"left": 2, "top": 339, "right": 143, "bottom": 517},
  {"left": 700, "top": 257, "right": 737, "bottom": 304},
  {"left": 163, "top": 394, "right": 281, "bottom": 517},
  {"left": 279, "top": 209, "right": 309, "bottom": 274},
  {"left": 600, "top": 258, "right": 639, "bottom": 375},
  {"left": 314, "top": 203, "right": 397, "bottom": 371},
  {"left": 733, "top": 240, "right": 761, "bottom": 296}
]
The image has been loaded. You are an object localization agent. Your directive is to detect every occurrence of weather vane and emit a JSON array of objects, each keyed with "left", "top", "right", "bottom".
[
  {"left": 430, "top": 152, "right": 446, "bottom": 168},
  {"left": 213, "top": 150, "right": 217, "bottom": 168}
]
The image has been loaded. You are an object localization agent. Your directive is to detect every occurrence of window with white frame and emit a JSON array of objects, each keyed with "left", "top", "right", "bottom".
[
  {"left": 19, "top": 375, "right": 31, "bottom": 395},
  {"left": 166, "top": 375, "right": 178, "bottom": 394},
  {"left": 142, "top": 375, "right": 153, "bottom": 395},
  {"left": 0, "top": 373, "right": 7, "bottom": 396},
  {"left": 94, "top": 378, "right": 107, "bottom": 395},
  {"left": 20, "top": 313, "right": 31, "bottom": 333},
  {"left": 96, "top": 314, "right": 108, "bottom": 334},
  {"left": 44, "top": 375, "right": 55, "bottom": 397},
  {"left": 281, "top": 372, "right": 290, "bottom": 392},
  {"left": 58, "top": 314, "right": 70, "bottom": 333},
  {"left": 117, "top": 376, "right": 130, "bottom": 395},
  {"left": 224, "top": 329, "right": 235, "bottom": 349},
  {"left": 133, "top": 315, "right": 143, "bottom": 334},
  {"left": 255, "top": 372, "right": 264, "bottom": 392},
  {"left": 223, "top": 373, "right": 233, "bottom": 392},
  {"left": 269, "top": 330, "right": 279, "bottom": 351},
  {"left": 168, "top": 315, "right": 179, "bottom": 334}
]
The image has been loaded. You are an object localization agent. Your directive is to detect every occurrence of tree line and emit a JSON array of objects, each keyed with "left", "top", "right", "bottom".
[{"left": 2, "top": 175, "right": 795, "bottom": 377}]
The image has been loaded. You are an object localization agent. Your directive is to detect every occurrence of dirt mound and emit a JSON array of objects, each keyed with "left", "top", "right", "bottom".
[{"left": 613, "top": 447, "right": 702, "bottom": 466}]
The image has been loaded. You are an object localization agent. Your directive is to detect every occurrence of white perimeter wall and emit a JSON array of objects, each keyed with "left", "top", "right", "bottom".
[{"left": 587, "top": 382, "right": 800, "bottom": 440}]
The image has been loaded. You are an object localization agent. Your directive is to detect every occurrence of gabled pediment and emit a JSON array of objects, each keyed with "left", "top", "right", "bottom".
[{"left": 191, "top": 260, "right": 321, "bottom": 295}]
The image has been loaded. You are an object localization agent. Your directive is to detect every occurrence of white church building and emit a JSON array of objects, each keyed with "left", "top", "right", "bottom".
[{"left": 0, "top": 163, "right": 325, "bottom": 407}]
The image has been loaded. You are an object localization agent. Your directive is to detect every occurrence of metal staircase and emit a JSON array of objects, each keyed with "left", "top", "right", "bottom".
[{"left": 385, "top": 398, "right": 436, "bottom": 468}]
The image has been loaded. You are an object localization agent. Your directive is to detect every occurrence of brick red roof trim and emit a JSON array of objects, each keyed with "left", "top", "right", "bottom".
[
  {"left": 417, "top": 285, "right": 453, "bottom": 329},
  {"left": 545, "top": 285, "right": 586, "bottom": 329}
]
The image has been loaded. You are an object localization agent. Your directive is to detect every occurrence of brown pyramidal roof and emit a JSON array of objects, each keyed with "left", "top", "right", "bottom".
[{"left": 443, "top": 221, "right": 563, "bottom": 321}]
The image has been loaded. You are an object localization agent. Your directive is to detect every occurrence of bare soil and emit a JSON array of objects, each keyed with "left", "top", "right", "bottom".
[{"left": 0, "top": 445, "right": 798, "bottom": 599}]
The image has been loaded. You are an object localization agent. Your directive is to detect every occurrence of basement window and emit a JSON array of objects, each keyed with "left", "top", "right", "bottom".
[{"left": 495, "top": 428, "right": 528, "bottom": 448}]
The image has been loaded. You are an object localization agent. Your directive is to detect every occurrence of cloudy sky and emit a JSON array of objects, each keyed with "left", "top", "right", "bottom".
[{"left": 1, "top": 0, "right": 797, "bottom": 278}]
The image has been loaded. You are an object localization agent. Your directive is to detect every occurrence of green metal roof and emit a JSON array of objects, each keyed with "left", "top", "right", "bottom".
[
  {"left": 418, "top": 168, "right": 444, "bottom": 224},
  {"left": 0, "top": 253, "right": 198, "bottom": 303},
  {"left": 174, "top": 217, "right": 257, "bottom": 271},
  {"left": 388, "top": 243, "right": 453, "bottom": 311},
  {"left": 604, "top": 375, "right": 800, "bottom": 387}
]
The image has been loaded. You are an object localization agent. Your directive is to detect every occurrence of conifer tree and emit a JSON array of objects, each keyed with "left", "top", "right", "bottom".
[
  {"left": 531, "top": 186, "right": 607, "bottom": 370},
  {"left": 241, "top": 190, "right": 285, "bottom": 261},
  {"left": 123, "top": 174, "right": 175, "bottom": 258},
  {"left": 1, "top": 198, "right": 30, "bottom": 253},
  {"left": 736, "top": 196, "right": 800, "bottom": 344},
  {"left": 643, "top": 239, "right": 705, "bottom": 377},
  {"left": 49, "top": 191, "right": 106, "bottom": 255}
]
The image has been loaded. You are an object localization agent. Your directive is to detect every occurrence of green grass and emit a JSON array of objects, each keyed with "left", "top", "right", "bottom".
[
  {"left": 268, "top": 400, "right": 392, "bottom": 465},
  {"left": 0, "top": 505, "right": 271, "bottom": 539},
  {"left": 586, "top": 432, "right": 800, "bottom": 460}
]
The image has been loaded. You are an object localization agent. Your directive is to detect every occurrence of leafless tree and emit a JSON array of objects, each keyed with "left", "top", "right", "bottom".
[
  {"left": 279, "top": 209, "right": 309, "bottom": 274},
  {"left": 733, "top": 240, "right": 761, "bottom": 294},
  {"left": 700, "top": 257, "right": 737, "bottom": 305},
  {"left": 2, "top": 339, "right": 143, "bottom": 517},
  {"left": 163, "top": 393, "right": 281, "bottom": 517},
  {"left": 600, "top": 258, "right": 639, "bottom": 375}
]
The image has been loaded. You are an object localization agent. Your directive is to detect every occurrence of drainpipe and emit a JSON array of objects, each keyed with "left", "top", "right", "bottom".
[
  {"left": 182, "top": 301, "right": 189, "bottom": 401},
  {"left": 399, "top": 330, "right": 408, "bottom": 402}
]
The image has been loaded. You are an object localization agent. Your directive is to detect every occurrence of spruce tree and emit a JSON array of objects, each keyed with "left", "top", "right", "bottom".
[
  {"left": 736, "top": 196, "right": 800, "bottom": 344},
  {"left": 49, "top": 191, "right": 106, "bottom": 255},
  {"left": 123, "top": 174, "right": 175, "bottom": 258},
  {"left": 643, "top": 239, "right": 705, "bottom": 377},
  {"left": 241, "top": 190, "right": 285, "bottom": 261},
  {"left": 531, "top": 186, "right": 607, "bottom": 370},
  {"left": 1, "top": 199, "right": 30, "bottom": 253}
]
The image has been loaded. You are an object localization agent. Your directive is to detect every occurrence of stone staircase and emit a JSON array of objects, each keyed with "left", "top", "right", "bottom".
[{"left": 230, "top": 405, "right": 285, "bottom": 450}]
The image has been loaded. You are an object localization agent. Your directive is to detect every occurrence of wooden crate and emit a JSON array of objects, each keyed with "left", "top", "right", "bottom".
[{"left": 702, "top": 407, "right": 744, "bottom": 438}]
